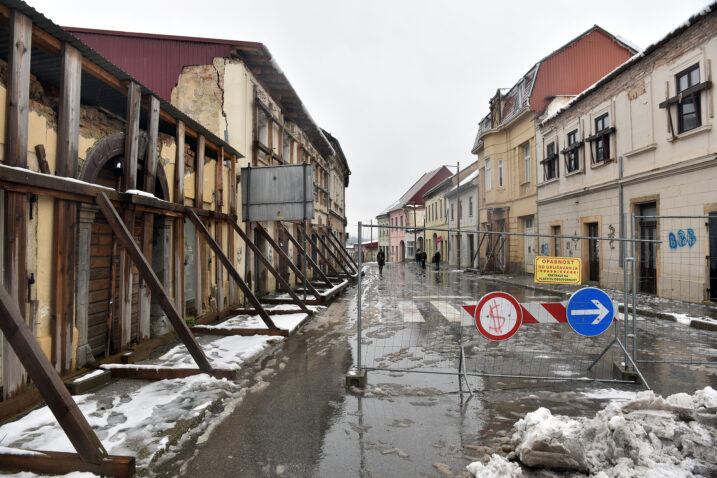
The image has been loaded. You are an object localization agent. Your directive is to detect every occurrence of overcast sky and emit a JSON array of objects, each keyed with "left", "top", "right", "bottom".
[{"left": 30, "top": 0, "right": 711, "bottom": 237}]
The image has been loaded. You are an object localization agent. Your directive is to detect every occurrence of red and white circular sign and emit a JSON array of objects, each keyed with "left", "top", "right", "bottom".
[{"left": 474, "top": 292, "right": 522, "bottom": 341}]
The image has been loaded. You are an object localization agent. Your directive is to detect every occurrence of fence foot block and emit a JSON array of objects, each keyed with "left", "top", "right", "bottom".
[
  {"left": 613, "top": 361, "right": 639, "bottom": 382},
  {"left": 64, "top": 369, "right": 112, "bottom": 395},
  {"left": 0, "top": 451, "right": 135, "bottom": 477},
  {"left": 345, "top": 369, "right": 367, "bottom": 388}
]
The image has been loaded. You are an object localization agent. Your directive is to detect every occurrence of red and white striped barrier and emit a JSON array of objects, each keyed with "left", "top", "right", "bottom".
[{"left": 461, "top": 302, "right": 617, "bottom": 325}]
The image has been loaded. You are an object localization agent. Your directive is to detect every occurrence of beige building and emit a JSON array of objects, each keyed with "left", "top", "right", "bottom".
[
  {"left": 536, "top": 8, "right": 717, "bottom": 303},
  {"left": 471, "top": 27, "right": 636, "bottom": 273}
]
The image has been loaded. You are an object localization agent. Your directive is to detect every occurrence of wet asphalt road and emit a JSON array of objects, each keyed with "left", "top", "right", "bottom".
[{"left": 158, "top": 263, "right": 716, "bottom": 478}]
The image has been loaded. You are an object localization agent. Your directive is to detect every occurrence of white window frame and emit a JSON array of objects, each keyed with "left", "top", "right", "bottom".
[
  {"left": 498, "top": 159, "right": 504, "bottom": 188},
  {"left": 523, "top": 143, "right": 530, "bottom": 182},
  {"left": 485, "top": 158, "right": 492, "bottom": 190}
]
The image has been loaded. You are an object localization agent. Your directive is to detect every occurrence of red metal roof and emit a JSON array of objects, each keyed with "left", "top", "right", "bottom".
[{"left": 66, "top": 27, "right": 237, "bottom": 102}]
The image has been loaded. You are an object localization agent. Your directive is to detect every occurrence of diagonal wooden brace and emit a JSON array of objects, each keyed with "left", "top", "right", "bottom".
[
  {"left": 301, "top": 226, "right": 343, "bottom": 279},
  {"left": 327, "top": 228, "right": 359, "bottom": 271},
  {"left": 0, "top": 285, "right": 107, "bottom": 465},
  {"left": 224, "top": 220, "right": 311, "bottom": 314},
  {"left": 247, "top": 221, "right": 321, "bottom": 301},
  {"left": 316, "top": 225, "right": 354, "bottom": 274},
  {"left": 277, "top": 221, "right": 334, "bottom": 288},
  {"left": 314, "top": 232, "right": 354, "bottom": 277},
  {"left": 96, "top": 192, "right": 214, "bottom": 374},
  {"left": 185, "top": 209, "right": 278, "bottom": 330}
]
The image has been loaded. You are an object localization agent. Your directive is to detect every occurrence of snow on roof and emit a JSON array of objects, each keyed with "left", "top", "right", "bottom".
[
  {"left": 540, "top": 3, "right": 714, "bottom": 126},
  {"left": 378, "top": 166, "right": 448, "bottom": 215},
  {"left": 444, "top": 169, "right": 479, "bottom": 197}
]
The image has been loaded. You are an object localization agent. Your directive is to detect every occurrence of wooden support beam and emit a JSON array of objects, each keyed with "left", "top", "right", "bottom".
[
  {"left": 319, "top": 226, "right": 356, "bottom": 274},
  {"left": 227, "top": 221, "right": 310, "bottom": 314},
  {"left": 0, "top": 450, "right": 134, "bottom": 478},
  {"left": 314, "top": 232, "right": 354, "bottom": 277},
  {"left": 54, "top": 42, "right": 83, "bottom": 367},
  {"left": 123, "top": 82, "right": 141, "bottom": 191},
  {"left": 277, "top": 222, "right": 333, "bottom": 288},
  {"left": 227, "top": 154, "right": 236, "bottom": 304},
  {"left": 194, "top": 136, "right": 205, "bottom": 315},
  {"left": 215, "top": 147, "right": 224, "bottom": 312},
  {"left": 327, "top": 228, "right": 359, "bottom": 270},
  {"left": 303, "top": 227, "right": 344, "bottom": 278},
  {"left": 190, "top": 326, "right": 289, "bottom": 337},
  {"left": 96, "top": 192, "right": 213, "bottom": 374},
  {"left": 249, "top": 221, "right": 321, "bottom": 301},
  {"left": 103, "top": 366, "right": 237, "bottom": 381},
  {"left": 174, "top": 121, "right": 185, "bottom": 316},
  {"left": 3, "top": 9, "right": 32, "bottom": 399},
  {"left": 0, "top": 284, "right": 107, "bottom": 464},
  {"left": 185, "top": 209, "right": 279, "bottom": 330},
  {"left": 138, "top": 96, "right": 160, "bottom": 342}
]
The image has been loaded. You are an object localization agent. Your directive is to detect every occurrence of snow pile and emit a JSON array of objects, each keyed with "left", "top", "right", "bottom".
[
  {"left": 468, "top": 387, "right": 717, "bottom": 477},
  {"left": 466, "top": 454, "right": 522, "bottom": 477}
]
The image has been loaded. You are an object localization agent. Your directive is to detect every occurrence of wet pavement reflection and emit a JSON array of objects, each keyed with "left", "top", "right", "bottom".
[{"left": 162, "top": 262, "right": 716, "bottom": 478}]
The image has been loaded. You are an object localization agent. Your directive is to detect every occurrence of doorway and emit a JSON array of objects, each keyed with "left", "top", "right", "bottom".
[
  {"left": 638, "top": 203, "right": 658, "bottom": 294},
  {"left": 523, "top": 216, "right": 535, "bottom": 273},
  {"left": 468, "top": 234, "right": 475, "bottom": 268},
  {"left": 587, "top": 222, "right": 600, "bottom": 282}
]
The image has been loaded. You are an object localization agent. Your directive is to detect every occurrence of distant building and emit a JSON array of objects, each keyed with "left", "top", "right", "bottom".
[{"left": 471, "top": 26, "right": 637, "bottom": 273}]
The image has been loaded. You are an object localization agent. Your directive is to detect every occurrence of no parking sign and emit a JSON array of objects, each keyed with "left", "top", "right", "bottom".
[{"left": 472, "top": 292, "right": 522, "bottom": 341}]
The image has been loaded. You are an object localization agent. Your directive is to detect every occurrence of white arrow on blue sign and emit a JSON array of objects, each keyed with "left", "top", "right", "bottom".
[{"left": 566, "top": 287, "right": 614, "bottom": 337}]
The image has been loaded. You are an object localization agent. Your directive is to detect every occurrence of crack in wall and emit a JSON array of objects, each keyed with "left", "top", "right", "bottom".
[{"left": 213, "top": 62, "right": 230, "bottom": 143}]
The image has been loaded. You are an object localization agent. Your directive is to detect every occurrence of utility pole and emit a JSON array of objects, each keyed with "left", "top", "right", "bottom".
[
  {"left": 413, "top": 203, "right": 417, "bottom": 258},
  {"left": 456, "top": 161, "right": 461, "bottom": 270}
]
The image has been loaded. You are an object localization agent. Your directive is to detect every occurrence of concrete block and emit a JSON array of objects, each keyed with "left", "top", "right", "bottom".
[
  {"left": 65, "top": 369, "right": 111, "bottom": 395},
  {"left": 345, "top": 369, "right": 367, "bottom": 388},
  {"left": 613, "top": 361, "right": 639, "bottom": 383}
]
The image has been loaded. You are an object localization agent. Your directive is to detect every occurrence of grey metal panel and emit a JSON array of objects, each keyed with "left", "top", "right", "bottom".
[{"left": 241, "top": 165, "right": 314, "bottom": 222}]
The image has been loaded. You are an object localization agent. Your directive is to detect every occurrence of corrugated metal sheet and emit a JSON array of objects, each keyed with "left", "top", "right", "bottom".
[
  {"left": 529, "top": 29, "right": 635, "bottom": 116},
  {"left": 67, "top": 29, "right": 232, "bottom": 102}
]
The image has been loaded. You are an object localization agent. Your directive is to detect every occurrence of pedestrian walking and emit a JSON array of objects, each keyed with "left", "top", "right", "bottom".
[
  {"left": 415, "top": 248, "right": 421, "bottom": 266},
  {"left": 432, "top": 250, "right": 441, "bottom": 270},
  {"left": 377, "top": 249, "right": 386, "bottom": 274},
  {"left": 420, "top": 250, "right": 427, "bottom": 269}
]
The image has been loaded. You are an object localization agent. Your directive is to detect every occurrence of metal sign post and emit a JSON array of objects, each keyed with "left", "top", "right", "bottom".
[{"left": 357, "top": 221, "right": 362, "bottom": 372}]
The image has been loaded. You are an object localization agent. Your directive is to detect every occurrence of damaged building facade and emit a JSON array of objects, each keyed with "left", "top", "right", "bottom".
[{"left": 0, "top": 2, "right": 352, "bottom": 412}]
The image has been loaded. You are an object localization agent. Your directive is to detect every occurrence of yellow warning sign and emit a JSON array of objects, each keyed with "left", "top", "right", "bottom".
[{"left": 534, "top": 256, "right": 582, "bottom": 284}]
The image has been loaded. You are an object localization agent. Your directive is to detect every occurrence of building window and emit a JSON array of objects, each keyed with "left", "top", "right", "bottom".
[
  {"left": 256, "top": 106, "right": 271, "bottom": 164},
  {"left": 594, "top": 114, "right": 610, "bottom": 163},
  {"left": 459, "top": 200, "right": 463, "bottom": 219},
  {"left": 523, "top": 143, "right": 530, "bottom": 182},
  {"left": 677, "top": 64, "right": 701, "bottom": 133},
  {"left": 282, "top": 131, "right": 291, "bottom": 164},
  {"left": 563, "top": 129, "right": 582, "bottom": 173},
  {"left": 542, "top": 141, "right": 558, "bottom": 181},
  {"left": 485, "top": 159, "right": 492, "bottom": 190},
  {"left": 468, "top": 196, "right": 473, "bottom": 217},
  {"left": 400, "top": 216, "right": 403, "bottom": 226},
  {"left": 451, "top": 204, "right": 454, "bottom": 221},
  {"left": 498, "top": 159, "right": 503, "bottom": 187}
]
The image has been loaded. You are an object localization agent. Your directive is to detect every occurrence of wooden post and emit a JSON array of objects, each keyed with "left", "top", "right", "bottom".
[
  {"left": 0, "top": 284, "right": 107, "bottom": 464},
  {"left": 194, "top": 136, "right": 205, "bottom": 315},
  {"left": 3, "top": 9, "right": 31, "bottom": 399},
  {"left": 215, "top": 147, "right": 224, "bottom": 312},
  {"left": 248, "top": 222, "right": 322, "bottom": 299},
  {"left": 321, "top": 226, "right": 356, "bottom": 274},
  {"left": 138, "top": 96, "right": 160, "bottom": 342},
  {"left": 186, "top": 209, "right": 278, "bottom": 330},
  {"left": 53, "top": 42, "right": 82, "bottom": 372},
  {"left": 227, "top": 153, "right": 236, "bottom": 304},
  {"left": 314, "top": 231, "right": 352, "bottom": 277},
  {"left": 328, "top": 228, "right": 359, "bottom": 270},
  {"left": 96, "top": 192, "right": 213, "bottom": 373},
  {"left": 173, "top": 121, "right": 185, "bottom": 317},
  {"left": 118, "top": 82, "right": 141, "bottom": 350},
  {"left": 277, "top": 222, "right": 334, "bottom": 288}
]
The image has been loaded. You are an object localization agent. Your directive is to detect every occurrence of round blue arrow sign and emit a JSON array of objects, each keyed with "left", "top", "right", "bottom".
[{"left": 566, "top": 287, "right": 614, "bottom": 337}]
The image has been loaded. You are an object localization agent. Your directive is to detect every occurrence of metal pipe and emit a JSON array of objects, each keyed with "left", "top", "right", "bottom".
[
  {"left": 357, "top": 221, "right": 363, "bottom": 371},
  {"left": 631, "top": 213, "right": 638, "bottom": 366},
  {"left": 456, "top": 161, "right": 460, "bottom": 269}
]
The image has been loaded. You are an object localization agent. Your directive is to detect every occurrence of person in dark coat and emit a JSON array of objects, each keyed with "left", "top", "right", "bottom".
[
  {"left": 432, "top": 250, "right": 441, "bottom": 270},
  {"left": 377, "top": 249, "right": 386, "bottom": 274},
  {"left": 420, "top": 250, "right": 427, "bottom": 269}
]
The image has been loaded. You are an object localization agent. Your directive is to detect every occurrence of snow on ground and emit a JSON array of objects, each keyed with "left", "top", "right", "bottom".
[
  {"left": 467, "top": 387, "right": 717, "bottom": 477},
  {"left": 0, "top": 310, "right": 315, "bottom": 476}
]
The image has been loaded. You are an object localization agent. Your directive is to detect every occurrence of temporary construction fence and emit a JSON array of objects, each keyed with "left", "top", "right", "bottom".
[{"left": 355, "top": 220, "right": 717, "bottom": 391}]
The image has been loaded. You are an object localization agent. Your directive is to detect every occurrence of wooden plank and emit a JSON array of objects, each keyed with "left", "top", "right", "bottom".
[
  {"left": 118, "top": 210, "right": 135, "bottom": 350},
  {"left": 229, "top": 308, "right": 305, "bottom": 316},
  {"left": 320, "top": 226, "right": 356, "bottom": 274},
  {"left": 138, "top": 97, "right": 159, "bottom": 342},
  {"left": 56, "top": 43, "right": 82, "bottom": 178},
  {"left": 175, "top": 120, "right": 185, "bottom": 203},
  {"left": 0, "top": 451, "right": 134, "bottom": 478},
  {"left": 190, "top": 326, "right": 289, "bottom": 337},
  {"left": 95, "top": 192, "right": 214, "bottom": 373},
  {"left": 185, "top": 209, "right": 279, "bottom": 330},
  {"left": 302, "top": 226, "right": 343, "bottom": 278},
  {"left": 34, "top": 144, "right": 50, "bottom": 174},
  {"left": 0, "top": 387, "right": 42, "bottom": 423},
  {"left": 194, "top": 136, "right": 205, "bottom": 315},
  {"left": 277, "top": 222, "right": 333, "bottom": 288},
  {"left": 328, "top": 228, "right": 359, "bottom": 270},
  {"left": 3, "top": 9, "right": 32, "bottom": 400},
  {"left": 0, "top": 284, "right": 107, "bottom": 464},
  {"left": 227, "top": 153, "right": 236, "bottom": 303},
  {"left": 228, "top": 221, "right": 310, "bottom": 314},
  {"left": 315, "top": 232, "right": 354, "bottom": 277},
  {"left": 250, "top": 221, "right": 321, "bottom": 300},
  {"left": 124, "top": 82, "right": 141, "bottom": 191},
  {"left": 259, "top": 298, "right": 322, "bottom": 306},
  {"left": 104, "top": 366, "right": 238, "bottom": 381}
]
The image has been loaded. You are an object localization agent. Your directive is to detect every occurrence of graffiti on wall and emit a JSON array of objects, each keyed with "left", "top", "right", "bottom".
[{"left": 668, "top": 228, "right": 696, "bottom": 249}]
